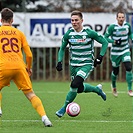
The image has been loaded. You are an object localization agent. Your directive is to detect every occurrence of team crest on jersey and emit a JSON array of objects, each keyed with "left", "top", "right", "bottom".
[
  {"left": 83, "top": 35, "right": 86, "bottom": 40},
  {"left": 71, "top": 36, "right": 74, "bottom": 38}
]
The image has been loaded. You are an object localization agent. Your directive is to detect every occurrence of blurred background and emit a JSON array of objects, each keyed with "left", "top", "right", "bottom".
[
  {"left": 0, "top": 0, "right": 133, "bottom": 81},
  {"left": 0, "top": 0, "right": 132, "bottom": 13}
]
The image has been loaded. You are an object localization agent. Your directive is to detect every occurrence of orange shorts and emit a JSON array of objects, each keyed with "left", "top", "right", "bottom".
[{"left": 0, "top": 69, "right": 32, "bottom": 94}]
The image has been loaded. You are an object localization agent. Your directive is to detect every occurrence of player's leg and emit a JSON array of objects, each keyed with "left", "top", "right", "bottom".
[
  {"left": 122, "top": 52, "right": 133, "bottom": 96},
  {"left": 56, "top": 66, "right": 79, "bottom": 118},
  {"left": 0, "top": 92, "right": 2, "bottom": 116},
  {"left": 56, "top": 65, "right": 106, "bottom": 118},
  {"left": 56, "top": 77, "right": 78, "bottom": 118},
  {"left": 0, "top": 70, "right": 2, "bottom": 117},
  {"left": 0, "top": 70, "right": 12, "bottom": 117},
  {"left": 111, "top": 67, "right": 119, "bottom": 96},
  {"left": 83, "top": 83, "right": 106, "bottom": 101},
  {"left": 24, "top": 91, "right": 52, "bottom": 127},
  {"left": 14, "top": 69, "right": 52, "bottom": 127},
  {"left": 110, "top": 54, "right": 120, "bottom": 97},
  {"left": 76, "top": 65, "right": 106, "bottom": 101},
  {"left": 123, "top": 61, "right": 133, "bottom": 96},
  {"left": 0, "top": 92, "right": 1, "bottom": 128}
]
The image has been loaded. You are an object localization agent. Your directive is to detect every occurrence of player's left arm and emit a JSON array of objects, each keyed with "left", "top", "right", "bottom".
[
  {"left": 23, "top": 45, "right": 33, "bottom": 76},
  {"left": 23, "top": 45, "right": 32, "bottom": 69},
  {"left": 91, "top": 30, "right": 108, "bottom": 56},
  {"left": 126, "top": 23, "right": 133, "bottom": 48},
  {"left": 128, "top": 23, "right": 133, "bottom": 40},
  {"left": 88, "top": 29, "right": 108, "bottom": 67},
  {"left": 21, "top": 33, "right": 33, "bottom": 76}
]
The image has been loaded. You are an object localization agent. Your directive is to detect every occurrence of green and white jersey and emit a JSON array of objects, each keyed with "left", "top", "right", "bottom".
[
  {"left": 58, "top": 27, "right": 108, "bottom": 66},
  {"left": 104, "top": 22, "right": 133, "bottom": 56}
]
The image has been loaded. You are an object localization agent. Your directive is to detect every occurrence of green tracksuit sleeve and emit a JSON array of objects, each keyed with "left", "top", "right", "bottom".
[
  {"left": 58, "top": 34, "right": 68, "bottom": 62},
  {"left": 89, "top": 29, "right": 108, "bottom": 56},
  {"left": 128, "top": 23, "right": 133, "bottom": 40},
  {"left": 104, "top": 24, "right": 115, "bottom": 44}
]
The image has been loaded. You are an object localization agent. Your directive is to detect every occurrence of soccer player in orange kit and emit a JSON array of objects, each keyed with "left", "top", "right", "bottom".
[{"left": 0, "top": 8, "right": 52, "bottom": 127}]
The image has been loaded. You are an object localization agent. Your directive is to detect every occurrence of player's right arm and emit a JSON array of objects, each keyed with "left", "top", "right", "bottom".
[
  {"left": 56, "top": 32, "right": 69, "bottom": 71},
  {"left": 57, "top": 32, "right": 69, "bottom": 62},
  {"left": 104, "top": 24, "right": 115, "bottom": 44}
]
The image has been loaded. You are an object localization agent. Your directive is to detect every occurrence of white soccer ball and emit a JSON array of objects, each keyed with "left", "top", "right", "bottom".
[{"left": 66, "top": 102, "right": 80, "bottom": 117}]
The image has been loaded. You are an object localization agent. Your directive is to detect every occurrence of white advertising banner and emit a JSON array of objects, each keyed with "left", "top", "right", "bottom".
[
  {"left": 25, "top": 13, "right": 72, "bottom": 47},
  {"left": 1, "top": 13, "right": 116, "bottom": 47}
]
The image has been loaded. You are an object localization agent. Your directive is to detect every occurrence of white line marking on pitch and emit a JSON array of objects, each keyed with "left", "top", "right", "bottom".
[
  {"left": 55, "top": 120, "right": 133, "bottom": 123},
  {"left": 3, "top": 91, "right": 128, "bottom": 94},
  {"left": 1, "top": 120, "right": 133, "bottom": 123}
]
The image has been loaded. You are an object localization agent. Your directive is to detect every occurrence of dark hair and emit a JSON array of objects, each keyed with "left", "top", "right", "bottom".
[
  {"left": 116, "top": 10, "right": 125, "bottom": 17},
  {"left": 71, "top": 10, "right": 83, "bottom": 19},
  {"left": 1, "top": 8, "right": 13, "bottom": 22}
]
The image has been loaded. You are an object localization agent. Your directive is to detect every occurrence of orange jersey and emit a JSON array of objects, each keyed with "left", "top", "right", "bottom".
[{"left": 0, "top": 26, "right": 32, "bottom": 70}]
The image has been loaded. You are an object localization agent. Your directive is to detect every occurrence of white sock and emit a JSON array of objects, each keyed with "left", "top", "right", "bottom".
[{"left": 42, "top": 115, "right": 48, "bottom": 121}]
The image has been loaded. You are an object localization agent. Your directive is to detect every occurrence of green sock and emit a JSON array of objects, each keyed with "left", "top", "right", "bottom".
[
  {"left": 83, "top": 83, "right": 99, "bottom": 94},
  {"left": 111, "top": 72, "right": 117, "bottom": 88},
  {"left": 126, "top": 71, "right": 132, "bottom": 91},
  {"left": 62, "top": 87, "right": 77, "bottom": 109}
]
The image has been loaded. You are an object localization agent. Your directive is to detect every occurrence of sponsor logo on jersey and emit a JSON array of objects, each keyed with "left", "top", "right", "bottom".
[{"left": 69, "top": 38, "right": 90, "bottom": 43}]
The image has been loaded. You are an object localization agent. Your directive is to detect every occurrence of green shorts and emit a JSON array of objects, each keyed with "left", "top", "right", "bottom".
[
  {"left": 70, "top": 64, "right": 93, "bottom": 81},
  {"left": 111, "top": 52, "right": 131, "bottom": 67}
]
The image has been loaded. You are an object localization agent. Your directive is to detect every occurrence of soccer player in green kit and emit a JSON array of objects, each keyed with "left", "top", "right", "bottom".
[
  {"left": 104, "top": 11, "right": 133, "bottom": 97},
  {"left": 56, "top": 10, "right": 108, "bottom": 118}
]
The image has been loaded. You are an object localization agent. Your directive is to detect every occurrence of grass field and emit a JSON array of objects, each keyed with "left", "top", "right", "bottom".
[{"left": 0, "top": 81, "right": 132, "bottom": 133}]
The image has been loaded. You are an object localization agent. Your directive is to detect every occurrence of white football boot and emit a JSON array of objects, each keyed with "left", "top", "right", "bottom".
[
  {"left": 42, "top": 116, "right": 52, "bottom": 127},
  {"left": 128, "top": 90, "right": 133, "bottom": 97},
  {"left": 111, "top": 84, "right": 118, "bottom": 97}
]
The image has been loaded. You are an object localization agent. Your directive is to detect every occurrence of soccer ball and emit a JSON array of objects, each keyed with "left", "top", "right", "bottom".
[{"left": 66, "top": 102, "right": 80, "bottom": 117}]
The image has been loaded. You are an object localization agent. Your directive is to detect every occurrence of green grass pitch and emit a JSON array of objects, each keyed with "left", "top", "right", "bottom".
[{"left": 0, "top": 81, "right": 132, "bottom": 133}]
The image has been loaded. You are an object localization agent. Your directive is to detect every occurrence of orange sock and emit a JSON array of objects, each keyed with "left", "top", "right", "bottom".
[{"left": 30, "top": 96, "right": 46, "bottom": 117}]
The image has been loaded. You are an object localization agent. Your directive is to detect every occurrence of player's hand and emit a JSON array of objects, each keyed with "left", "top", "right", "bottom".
[
  {"left": 115, "top": 38, "right": 121, "bottom": 45},
  {"left": 94, "top": 55, "right": 103, "bottom": 67},
  {"left": 26, "top": 68, "right": 32, "bottom": 76},
  {"left": 56, "top": 62, "right": 62, "bottom": 71}
]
